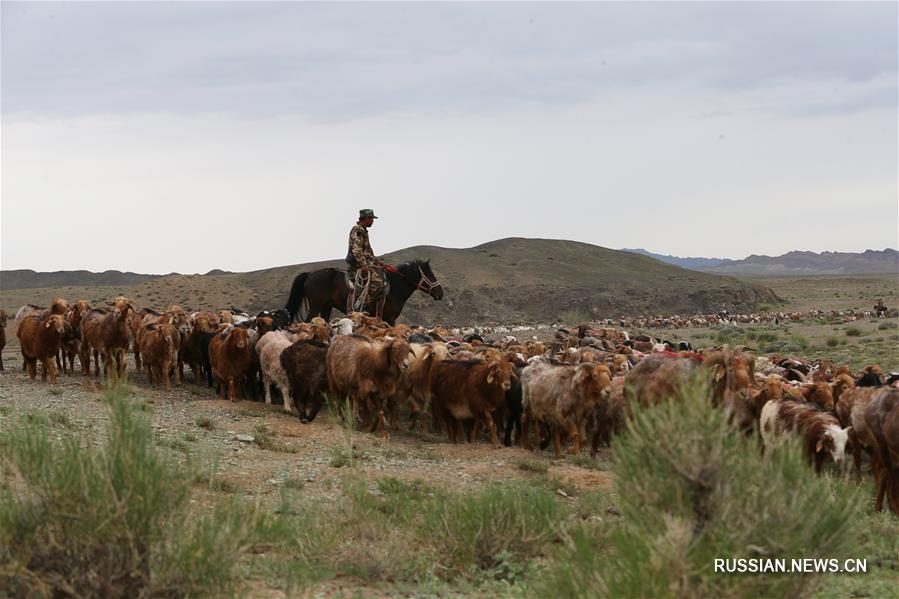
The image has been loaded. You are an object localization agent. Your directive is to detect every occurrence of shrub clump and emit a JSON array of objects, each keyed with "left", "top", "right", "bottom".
[
  {"left": 539, "top": 376, "right": 862, "bottom": 598},
  {"left": 845, "top": 326, "right": 863, "bottom": 337},
  {"left": 0, "top": 389, "right": 279, "bottom": 597}
]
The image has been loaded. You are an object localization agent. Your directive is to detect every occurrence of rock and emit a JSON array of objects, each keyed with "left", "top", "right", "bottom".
[{"left": 235, "top": 434, "right": 255, "bottom": 443}]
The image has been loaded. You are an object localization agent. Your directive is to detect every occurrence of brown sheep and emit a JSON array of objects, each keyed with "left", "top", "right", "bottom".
[
  {"left": 326, "top": 335, "right": 413, "bottom": 438},
  {"left": 135, "top": 305, "right": 189, "bottom": 384},
  {"left": 590, "top": 376, "right": 627, "bottom": 454},
  {"left": 845, "top": 387, "right": 889, "bottom": 476},
  {"left": 705, "top": 349, "right": 759, "bottom": 433},
  {"left": 391, "top": 342, "right": 450, "bottom": 431},
  {"left": 140, "top": 323, "right": 177, "bottom": 391},
  {"left": 624, "top": 354, "right": 698, "bottom": 406},
  {"left": 430, "top": 359, "right": 513, "bottom": 447},
  {"left": 799, "top": 382, "right": 835, "bottom": 412},
  {"left": 208, "top": 326, "right": 252, "bottom": 402},
  {"left": 180, "top": 313, "right": 217, "bottom": 384},
  {"left": 521, "top": 361, "right": 613, "bottom": 458},
  {"left": 0, "top": 309, "right": 8, "bottom": 371},
  {"left": 862, "top": 389, "right": 899, "bottom": 513},
  {"left": 17, "top": 314, "right": 67, "bottom": 384},
  {"left": 280, "top": 339, "right": 330, "bottom": 423},
  {"left": 59, "top": 300, "right": 91, "bottom": 375},
  {"left": 80, "top": 297, "right": 138, "bottom": 385}
]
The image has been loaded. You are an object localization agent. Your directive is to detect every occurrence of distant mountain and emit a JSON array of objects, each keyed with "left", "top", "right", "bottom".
[
  {"left": 0, "top": 238, "right": 780, "bottom": 324},
  {"left": 621, "top": 248, "right": 733, "bottom": 270},
  {"left": 698, "top": 249, "right": 899, "bottom": 276},
  {"left": 0, "top": 269, "right": 164, "bottom": 291}
]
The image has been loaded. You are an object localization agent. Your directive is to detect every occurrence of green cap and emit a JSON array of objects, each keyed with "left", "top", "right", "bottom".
[{"left": 359, "top": 209, "right": 378, "bottom": 219}]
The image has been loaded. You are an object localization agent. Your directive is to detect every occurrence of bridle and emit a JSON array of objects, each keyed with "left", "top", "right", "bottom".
[
  {"left": 387, "top": 263, "right": 442, "bottom": 295},
  {"left": 415, "top": 265, "right": 442, "bottom": 294}
]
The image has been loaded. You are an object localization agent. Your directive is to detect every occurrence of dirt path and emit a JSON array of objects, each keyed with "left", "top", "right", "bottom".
[{"left": 0, "top": 348, "right": 612, "bottom": 514}]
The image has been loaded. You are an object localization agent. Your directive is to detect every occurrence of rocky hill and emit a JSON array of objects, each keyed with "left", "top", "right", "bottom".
[
  {"left": 699, "top": 249, "right": 899, "bottom": 276},
  {"left": 1, "top": 238, "right": 780, "bottom": 325}
]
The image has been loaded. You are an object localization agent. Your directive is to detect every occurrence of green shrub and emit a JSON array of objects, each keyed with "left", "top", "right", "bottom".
[
  {"left": 427, "top": 483, "right": 564, "bottom": 572},
  {"left": 788, "top": 335, "right": 809, "bottom": 349},
  {"left": 845, "top": 326, "right": 863, "bottom": 337},
  {"left": 538, "top": 376, "right": 862, "bottom": 598},
  {"left": 825, "top": 336, "right": 841, "bottom": 347},
  {"left": 0, "top": 389, "right": 277, "bottom": 597},
  {"left": 878, "top": 321, "right": 897, "bottom": 331}
]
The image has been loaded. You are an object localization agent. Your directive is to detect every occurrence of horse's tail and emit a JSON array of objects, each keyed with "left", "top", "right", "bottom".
[{"left": 285, "top": 272, "right": 309, "bottom": 323}]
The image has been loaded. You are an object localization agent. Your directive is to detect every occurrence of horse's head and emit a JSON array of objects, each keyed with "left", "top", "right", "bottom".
[{"left": 417, "top": 260, "right": 444, "bottom": 300}]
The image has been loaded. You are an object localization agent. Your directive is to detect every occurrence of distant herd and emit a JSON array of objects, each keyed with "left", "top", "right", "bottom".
[{"left": 2, "top": 297, "right": 898, "bottom": 515}]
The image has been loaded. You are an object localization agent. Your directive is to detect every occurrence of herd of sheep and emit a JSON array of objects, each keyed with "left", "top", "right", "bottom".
[{"left": 3, "top": 296, "right": 899, "bottom": 515}]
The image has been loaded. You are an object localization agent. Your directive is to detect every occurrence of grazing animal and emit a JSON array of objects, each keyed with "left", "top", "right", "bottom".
[
  {"left": 521, "top": 361, "right": 613, "bottom": 457},
  {"left": 80, "top": 297, "right": 138, "bottom": 385},
  {"left": 285, "top": 259, "right": 444, "bottom": 325},
  {"left": 846, "top": 387, "right": 893, "bottom": 476},
  {"left": 857, "top": 365, "right": 884, "bottom": 388},
  {"left": 59, "top": 300, "right": 91, "bottom": 374},
  {"left": 17, "top": 314, "right": 67, "bottom": 384},
  {"left": 862, "top": 389, "right": 899, "bottom": 513},
  {"left": 0, "top": 309, "right": 8, "bottom": 371},
  {"left": 256, "top": 330, "right": 300, "bottom": 412},
  {"left": 705, "top": 349, "right": 758, "bottom": 433},
  {"left": 760, "top": 399, "right": 850, "bottom": 473},
  {"left": 140, "top": 323, "right": 177, "bottom": 391},
  {"left": 326, "top": 335, "right": 413, "bottom": 437},
  {"left": 280, "top": 339, "right": 330, "bottom": 423},
  {"left": 208, "top": 327, "right": 252, "bottom": 402},
  {"left": 430, "top": 359, "right": 513, "bottom": 447},
  {"left": 590, "top": 376, "right": 628, "bottom": 454}
]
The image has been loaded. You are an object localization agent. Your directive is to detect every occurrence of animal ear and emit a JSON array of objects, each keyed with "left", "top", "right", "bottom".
[
  {"left": 487, "top": 370, "right": 494, "bottom": 384},
  {"left": 815, "top": 438, "right": 824, "bottom": 453},
  {"left": 45, "top": 320, "right": 52, "bottom": 328}
]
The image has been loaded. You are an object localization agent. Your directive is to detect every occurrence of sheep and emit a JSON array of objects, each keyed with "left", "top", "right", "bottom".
[
  {"left": 332, "top": 318, "right": 355, "bottom": 336},
  {"left": 256, "top": 330, "right": 301, "bottom": 412},
  {"left": 705, "top": 349, "right": 759, "bottom": 433},
  {"left": 280, "top": 339, "right": 330, "bottom": 423},
  {"left": 391, "top": 342, "right": 450, "bottom": 431},
  {"left": 139, "top": 322, "right": 177, "bottom": 391},
  {"left": 208, "top": 326, "right": 252, "bottom": 402},
  {"left": 134, "top": 305, "right": 189, "bottom": 383},
  {"left": 59, "top": 300, "right": 91, "bottom": 375},
  {"left": 521, "top": 361, "right": 613, "bottom": 458},
  {"left": 0, "top": 309, "right": 8, "bottom": 371},
  {"left": 844, "top": 386, "right": 889, "bottom": 476},
  {"left": 760, "top": 399, "right": 850, "bottom": 473},
  {"left": 326, "top": 335, "right": 413, "bottom": 438},
  {"left": 430, "top": 358, "right": 513, "bottom": 447},
  {"left": 862, "top": 389, "right": 899, "bottom": 513},
  {"left": 590, "top": 376, "right": 628, "bottom": 454},
  {"left": 80, "top": 297, "right": 138, "bottom": 385},
  {"left": 17, "top": 314, "right": 67, "bottom": 384}
]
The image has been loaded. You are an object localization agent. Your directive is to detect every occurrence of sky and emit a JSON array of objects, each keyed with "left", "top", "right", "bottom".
[{"left": 2, "top": 1, "right": 897, "bottom": 274}]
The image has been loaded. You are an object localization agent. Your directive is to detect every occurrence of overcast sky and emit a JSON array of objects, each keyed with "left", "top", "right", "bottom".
[{"left": 2, "top": 2, "right": 896, "bottom": 274}]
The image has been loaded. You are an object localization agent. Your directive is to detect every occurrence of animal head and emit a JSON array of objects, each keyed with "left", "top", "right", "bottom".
[
  {"left": 49, "top": 298, "right": 70, "bottom": 315},
  {"left": 486, "top": 359, "right": 513, "bottom": 391},
  {"left": 227, "top": 326, "right": 248, "bottom": 349},
  {"left": 417, "top": 260, "right": 444, "bottom": 300},
  {"left": 0, "top": 309, "right": 8, "bottom": 327},
  {"left": 386, "top": 338, "right": 413, "bottom": 372},
  {"left": 106, "top": 297, "right": 137, "bottom": 319},
  {"left": 817, "top": 425, "right": 851, "bottom": 466},
  {"left": 574, "top": 363, "right": 613, "bottom": 405},
  {"left": 44, "top": 314, "right": 66, "bottom": 335}
]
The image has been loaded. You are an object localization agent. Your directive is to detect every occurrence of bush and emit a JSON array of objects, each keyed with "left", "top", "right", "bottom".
[
  {"left": 845, "top": 327, "right": 863, "bottom": 337},
  {"left": 0, "top": 388, "right": 279, "bottom": 597},
  {"left": 878, "top": 321, "right": 898, "bottom": 330},
  {"left": 825, "top": 336, "right": 841, "bottom": 347},
  {"left": 427, "top": 483, "right": 563, "bottom": 572},
  {"left": 538, "top": 376, "right": 862, "bottom": 598}
]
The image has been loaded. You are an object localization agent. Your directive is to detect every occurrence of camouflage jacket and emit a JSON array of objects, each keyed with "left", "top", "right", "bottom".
[{"left": 347, "top": 224, "right": 376, "bottom": 269}]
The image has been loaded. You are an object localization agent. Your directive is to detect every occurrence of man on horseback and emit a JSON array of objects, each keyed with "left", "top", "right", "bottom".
[{"left": 346, "top": 209, "right": 387, "bottom": 315}]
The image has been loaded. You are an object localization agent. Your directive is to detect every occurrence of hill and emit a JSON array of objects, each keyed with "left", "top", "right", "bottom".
[
  {"left": 621, "top": 248, "right": 732, "bottom": 270},
  {"left": 0, "top": 269, "right": 165, "bottom": 290},
  {"left": 698, "top": 248, "right": 899, "bottom": 276},
  {"left": 1, "top": 238, "right": 780, "bottom": 325}
]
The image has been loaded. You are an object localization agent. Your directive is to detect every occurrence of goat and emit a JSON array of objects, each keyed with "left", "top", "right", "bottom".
[
  {"left": 430, "top": 359, "right": 513, "bottom": 447},
  {"left": 140, "top": 322, "right": 177, "bottom": 391},
  {"left": 280, "top": 339, "right": 330, "bottom": 423},
  {"left": 80, "top": 297, "right": 138, "bottom": 385},
  {"left": 208, "top": 326, "right": 252, "bottom": 402},
  {"left": 59, "top": 300, "right": 91, "bottom": 375},
  {"left": 760, "top": 399, "right": 850, "bottom": 473},
  {"left": 326, "top": 335, "right": 412, "bottom": 438},
  {"left": 862, "top": 389, "right": 899, "bottom": 513},
  {"left": 0, "top": 309, "right": 8, "bottom": 371},
  {"left": 257, "top": 330, "right": 300, "bottom": 412},
  {"left": 17, "top": 314, "right": 67, "bottom": 384},
  {"left": 521, "top": 361, "right": 613, "bottom": 457}
]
